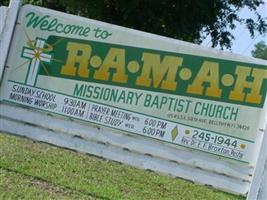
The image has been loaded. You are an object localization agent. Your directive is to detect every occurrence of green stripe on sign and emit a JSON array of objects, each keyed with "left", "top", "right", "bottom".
[{"left": 39, "top": 35, "right": 267, "bottom": 108}]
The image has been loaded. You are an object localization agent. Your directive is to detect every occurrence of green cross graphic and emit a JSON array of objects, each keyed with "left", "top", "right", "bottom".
[{"left": 22, "top": 38, "right": 52, "bottom": 86}]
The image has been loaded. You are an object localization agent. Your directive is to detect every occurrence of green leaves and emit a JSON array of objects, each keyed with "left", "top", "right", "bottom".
[
  {"left": 252, "top": 40, "right": 267, "bottom": 60},
  {"left": 18, "top": 0, "right": 267, "bottom": 50}
]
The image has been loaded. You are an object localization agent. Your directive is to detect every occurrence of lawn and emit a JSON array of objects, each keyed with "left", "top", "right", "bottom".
[{"left": 0, "top": 132, "right": 245, "bottom": 200}]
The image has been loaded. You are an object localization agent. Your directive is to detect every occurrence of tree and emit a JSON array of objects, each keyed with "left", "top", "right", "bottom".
[
  {"left": 0, "top": 0, "right": 8, "bottom": 6},
  {"left": 1, "top": 0, "right": 266, "bottom": 50},
  {"left": 252, "top": 41, "right": 267, "bottom": 60}
]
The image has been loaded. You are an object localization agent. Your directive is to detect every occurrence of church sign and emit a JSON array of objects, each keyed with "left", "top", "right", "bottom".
[
  {"left": 1, "top": 3, "right": 267, "bottom": 198},
  {"left": 1, "top": 5, "right": 266, "bottom": 165}
]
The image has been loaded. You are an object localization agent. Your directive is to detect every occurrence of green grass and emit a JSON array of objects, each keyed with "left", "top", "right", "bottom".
[{"left": 0, "top": 133, "right": 245, "bottom": 200}]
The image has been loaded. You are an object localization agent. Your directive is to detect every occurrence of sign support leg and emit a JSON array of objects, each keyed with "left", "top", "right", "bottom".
[
  {"left": 0, "top": 0, "right": 22, "bottom": 84},
  {"left": 247, "top": 125, "right": 267, "bottom": 200}
]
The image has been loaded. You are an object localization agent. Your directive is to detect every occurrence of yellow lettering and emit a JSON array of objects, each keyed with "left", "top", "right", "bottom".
[
  {"left": 61, "top": 42, "right": 91, "bottom": 78},
  {"left": 93, "top": 48, "right": 127, "bottom": 83},
  {"left": 136, "top": 53, "right": 182, "bottom": 90},
  {"left": 229, "top": 66, "right": 267, "bottom": 104},
  {"left": 187, "top": 61, "right": 221, "bottom": 97}
]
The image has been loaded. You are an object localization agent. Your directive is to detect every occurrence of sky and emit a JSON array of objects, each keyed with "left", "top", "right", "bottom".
[{"left": 201, "top": 0, "right": 267, "bottom": 57}]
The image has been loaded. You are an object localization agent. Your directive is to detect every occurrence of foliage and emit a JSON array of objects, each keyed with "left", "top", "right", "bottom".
[
  {"left": 0, "top": 0, "right": 8, "bottom": 6},
  {"left": 251, "top": 40, "right": 267, "bottom": 60},
  {"left": 0, "top": 0, "right": 266, "bottom": 50}
]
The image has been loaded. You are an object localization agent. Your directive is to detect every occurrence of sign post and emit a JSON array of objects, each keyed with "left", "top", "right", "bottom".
[
  {"left": 0, "top": 6, "right": 8, "bottom": 35},
  {"left": 0, "top": 0, "right": 22, "bottom": 83},
  {"left": 247, "top": 125, "right": 267, "bottom": 200}
]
